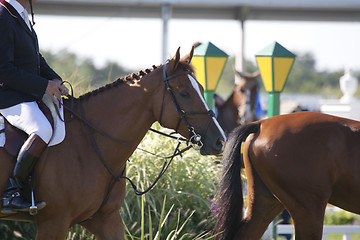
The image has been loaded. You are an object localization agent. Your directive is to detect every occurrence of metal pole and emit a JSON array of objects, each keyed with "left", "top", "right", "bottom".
[
  {"left": 204, "top": 90, "right": 215, "bottom": 110},
  {"left": 161, "top": 3, "right": 172, "bottom": 63},
  {"left": 268, "top": 92, "right": 281, "bottom": 117},
  {"left": 269, "top": 90, "right": 280, "bottom": 239},
  {"left": 235, "top": 19, "right": 244, "bottom": 73}
]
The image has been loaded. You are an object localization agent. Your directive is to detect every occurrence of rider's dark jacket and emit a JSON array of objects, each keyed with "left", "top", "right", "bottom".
[{"left": 0, "top": 0, "right": 61, "bottom": 109}]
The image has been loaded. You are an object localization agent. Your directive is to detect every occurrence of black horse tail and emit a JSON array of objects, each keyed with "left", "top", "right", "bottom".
[{"left": 213, "top": 122, "right": 260, "bottom": 240}]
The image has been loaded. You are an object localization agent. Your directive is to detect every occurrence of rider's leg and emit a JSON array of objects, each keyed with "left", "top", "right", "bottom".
[{"left": 0, "top": 102, "right": 53, "bottom": 213}]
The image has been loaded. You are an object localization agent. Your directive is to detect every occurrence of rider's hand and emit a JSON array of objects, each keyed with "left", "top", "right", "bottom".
[{"left": 45, "top": 79, "right": 69, "bottom": 104}]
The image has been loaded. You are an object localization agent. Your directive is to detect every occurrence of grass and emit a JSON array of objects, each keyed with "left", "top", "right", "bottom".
[
  {"left": 123, "top": 195, "right": 194, "bottom": 240},
  {"left": 327, "top": 234, "right": 360, "bottom": 240},
  {"left": 66, "top": 122, "right": 220, "bottom": 239},
  {"left": 123, "top": 195, "right": 220, "bottom": 240},
  {"left": 121, "top": 122, "right": 221, "bottom": 239},
  {"left": 65, "top": 122, "right": 222, "bottom": 240}
]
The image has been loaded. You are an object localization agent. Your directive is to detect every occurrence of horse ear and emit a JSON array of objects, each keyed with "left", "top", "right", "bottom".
[
  {"left": 171, "top": 47, "right": 181, "bottom": 71},
  {"left": 253, "top": 71, "right": 260, "bottom": 78},
  {"left": 234, "top": 68, "right": 246, "bottom": 79},
  {"left": 182, "top": 46, "right": 194, "bottom": 64},
  {"left": 214, "top": 93, "right": 225, "bottom": 108},
  {"left": 234, "top": 67, "right": 260, "bottom": 79},
  {"left": 233, "top": 66, "right": 244, "bottom": 84}
]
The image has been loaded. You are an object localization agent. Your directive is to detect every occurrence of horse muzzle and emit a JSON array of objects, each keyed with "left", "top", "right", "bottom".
[{"left": 199, "top": 134, "right": 225, "bottom": 156}]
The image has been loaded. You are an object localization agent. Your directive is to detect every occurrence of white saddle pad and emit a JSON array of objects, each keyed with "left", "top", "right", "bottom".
[{"left": 0, "top": 94, "right": 66, "bottom": 147}]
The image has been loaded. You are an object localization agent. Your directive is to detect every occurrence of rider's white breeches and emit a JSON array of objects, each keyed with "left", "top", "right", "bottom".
[{"left": 0, "top": 101, "right": 53, "bottom": 143}]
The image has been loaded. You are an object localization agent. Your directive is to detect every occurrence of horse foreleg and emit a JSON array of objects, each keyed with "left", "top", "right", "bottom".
[
  {"left": 82, "top": 211, "right": 125, "bottom": 240},
  {"left": 81, "top": 178, "right": 126, "bottom": 240},
  {"left": 36, "top": 218, "right": 70, "bottom": 240}
]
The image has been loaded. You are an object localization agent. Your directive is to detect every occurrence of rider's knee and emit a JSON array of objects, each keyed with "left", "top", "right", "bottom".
[{"left": 34, "top": 122, "right": 53, "bottom": 144}]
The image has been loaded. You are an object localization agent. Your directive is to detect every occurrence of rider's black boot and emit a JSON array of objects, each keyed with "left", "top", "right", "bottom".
[{"left": 1, "top": 133, "right": 47, "bottom": 214}]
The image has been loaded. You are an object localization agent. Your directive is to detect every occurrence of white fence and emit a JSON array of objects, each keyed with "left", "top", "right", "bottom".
[{"left": 271, "top": 224, "right": 360, "bottom": 240}]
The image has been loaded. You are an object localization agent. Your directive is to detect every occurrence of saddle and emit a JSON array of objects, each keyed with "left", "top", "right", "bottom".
[
  {"left": 2, "top": 101, "right": 54, "bottom": 157},
  {"left": 0, "top": 95, "right": 66, "bottom": 155}
]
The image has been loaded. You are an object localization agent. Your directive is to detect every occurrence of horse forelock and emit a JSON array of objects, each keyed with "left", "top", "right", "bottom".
[
  {"left": 167, "top": 57, "right": 194, "bottom": 74},
  {"left": 180, "top": 60, "right": 194, "bottom": 73},
  {"left": 77, "top": 66, "right": 159, "bottom": 100}
]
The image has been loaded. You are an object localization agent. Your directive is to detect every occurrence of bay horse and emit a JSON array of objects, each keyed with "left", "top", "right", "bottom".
[
  {"left": 214, "top": 111, "right": 360, "bottom": 240},
  {"left": 215, "top": 71, "right": 259, "bottom": 134},
  {"left": 0, "top": 47, "right": 226, "bottom": 239}
]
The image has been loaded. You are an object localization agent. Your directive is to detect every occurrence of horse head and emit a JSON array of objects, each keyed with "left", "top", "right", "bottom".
[
  {"left": 215, "top": 70, "right": 260, "bottom": 134},
  {"left": 233, "top": 70, "right": 260, "bottom": 124},
  {"left": 153, "top": 47, "right": 226, "bottom": 155}
]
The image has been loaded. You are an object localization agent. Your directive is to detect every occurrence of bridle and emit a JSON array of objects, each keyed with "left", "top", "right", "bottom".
[{"left": 158, "top": 62, "right": 216, "bottom": 149}]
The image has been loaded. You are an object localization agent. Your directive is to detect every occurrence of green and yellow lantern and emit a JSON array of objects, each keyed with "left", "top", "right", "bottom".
[
  {"left": 192, "top": 42, "right": 228, "bottom": 110},
  {"left": 255, "top": 42, "right": 295, "bottom": 117}
]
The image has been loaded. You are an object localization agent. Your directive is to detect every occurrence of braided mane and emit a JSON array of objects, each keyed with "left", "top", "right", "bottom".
[
  {"left": 77, "top": 59, "right": 194, "bottom": 101},
  {"left": 78, "top": 65, "right": 159, "bottom": 100}
]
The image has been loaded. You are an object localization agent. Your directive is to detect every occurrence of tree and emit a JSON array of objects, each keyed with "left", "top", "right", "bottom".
[
  {"left": 41, "top": 50, "right": 133, "bottom": 96},
  {"left": 217, "top": 52, "right": 360, "bottom": 98},
  {"left": 43, "top": 49, "right": 360, "bottom": 97}
]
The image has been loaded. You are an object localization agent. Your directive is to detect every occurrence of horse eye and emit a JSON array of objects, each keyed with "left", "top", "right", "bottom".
[{"left": 180, "top": 91, "right": 190, "bottom": 98}]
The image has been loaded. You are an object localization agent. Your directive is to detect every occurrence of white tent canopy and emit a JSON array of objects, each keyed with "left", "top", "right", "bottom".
[
  {"left": 35, "top": 0, "right": 360, "bottom": 69},
  {"left": 36, "top": 0, "right": 360, "bottom": 21}
]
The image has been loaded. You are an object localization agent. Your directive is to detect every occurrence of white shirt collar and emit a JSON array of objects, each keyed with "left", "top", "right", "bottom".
[{"left": 5, "top": 0, "right": 25, "bottom": 16}]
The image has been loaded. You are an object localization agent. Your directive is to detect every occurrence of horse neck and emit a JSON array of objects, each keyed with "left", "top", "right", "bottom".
[
  {"left": 73, "top": 69, "right": 162, "bottom": 159},
  {"left": 249, "top": 85, "right": 258, "bottom": 111},
  {"left": 237, "top": 85, "right": 258, "bottom": 122},
  {"left": 217, "top": 93, "right": 238, "bottom": 133}
]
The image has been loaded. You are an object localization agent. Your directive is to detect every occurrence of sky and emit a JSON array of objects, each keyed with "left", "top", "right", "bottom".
[{"left": 34, "top": 15, "right": 360, "bottom": 73}]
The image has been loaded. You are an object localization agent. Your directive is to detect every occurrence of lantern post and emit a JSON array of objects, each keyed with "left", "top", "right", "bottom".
[
  {"left": 192, "top": 42, "right": 228, "bottom": 110},
  {"left": 255, "top": 42, "right": 296, "bottom": 117},
  {"left": 256, "top": 42, "right": 295, "bottom": 239}
]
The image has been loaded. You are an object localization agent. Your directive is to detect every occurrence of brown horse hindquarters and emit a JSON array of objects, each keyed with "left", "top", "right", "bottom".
[
  {"left": 247, "top": 112, "right": 360, "bottom": 239},
  {"left": 235, "top": 131, "right": 283, "bottom": 240},
  {"left": 327, "top": 127, "right": 360, "bottom": 214},
  {"left": 251, "top": 112, "right": 360, "bottom": 212},
  {"left": 215, "top": 111, "right": 360, "bottom": 240}
]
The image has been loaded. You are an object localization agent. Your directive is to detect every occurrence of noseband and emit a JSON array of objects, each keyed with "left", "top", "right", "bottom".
[{"left": 158, "top": 63, "right": 215, "bottom": 149}]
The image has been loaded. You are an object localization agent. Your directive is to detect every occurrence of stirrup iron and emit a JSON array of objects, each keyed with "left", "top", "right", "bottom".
[{"left": 29, "top": 190, "right": 37, "bottom": 215}]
